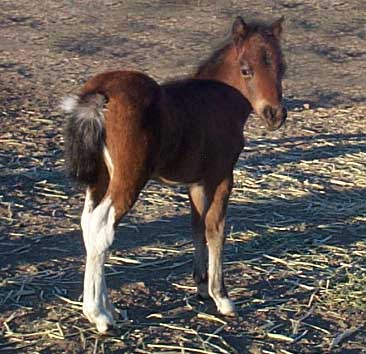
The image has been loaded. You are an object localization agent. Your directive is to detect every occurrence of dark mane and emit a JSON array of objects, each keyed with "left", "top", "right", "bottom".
[
  {"left": 194, "top": 41, "right": 232, "bottom": 78},
  {"left": 194, "top": 20, "right": 277, "bottom": 78}
]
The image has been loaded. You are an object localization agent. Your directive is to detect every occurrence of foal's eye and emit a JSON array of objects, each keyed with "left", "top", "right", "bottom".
[{"left": 241, "top": 65, "right": 252, "bottom": 78}]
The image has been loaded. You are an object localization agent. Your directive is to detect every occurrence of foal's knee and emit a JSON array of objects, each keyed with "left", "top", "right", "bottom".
[{"left": 205, "top": 218, "right": 225, "bottom": 242}]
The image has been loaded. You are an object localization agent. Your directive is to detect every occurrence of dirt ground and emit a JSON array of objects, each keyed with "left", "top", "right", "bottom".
[{"left": 1, "top": 0, "right": 366, "bottom": 353}]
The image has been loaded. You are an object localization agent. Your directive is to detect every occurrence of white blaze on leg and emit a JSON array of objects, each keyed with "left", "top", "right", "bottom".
[
  {"left": 208, "top": 243, "right": 235, "bottom": 316},
  {"left": 82, "top": 196, "right": 116, "bottom": 333},
  {"left": 81, "top": 188, "right": 94, "bottom": 322}
]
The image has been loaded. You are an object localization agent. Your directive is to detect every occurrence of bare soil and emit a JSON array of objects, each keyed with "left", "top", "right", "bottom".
[{"left": 1, "top": 1, "right": 366, "bottom": 353}]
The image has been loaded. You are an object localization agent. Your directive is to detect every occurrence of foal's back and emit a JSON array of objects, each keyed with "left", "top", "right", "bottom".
[{"left": 156, "top": 79, "right": 251, "bottom": 184}]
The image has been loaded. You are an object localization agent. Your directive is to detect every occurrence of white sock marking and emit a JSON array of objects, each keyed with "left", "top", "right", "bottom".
[
  {"left": 82, "top": 196, "right": 116, "bottom": 332},
  {"left": 208, "top": 243, "right": 235, "bottom": 316}
]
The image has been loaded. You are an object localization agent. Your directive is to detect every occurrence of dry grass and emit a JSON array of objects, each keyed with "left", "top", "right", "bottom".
[{"left": 1, "top": 105, "right": 366, "bottom": 353}]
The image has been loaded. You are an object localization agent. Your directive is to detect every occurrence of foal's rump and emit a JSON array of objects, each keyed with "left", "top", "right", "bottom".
[{"left": 62, "top": 71, "right": 162, "bottom": 186}]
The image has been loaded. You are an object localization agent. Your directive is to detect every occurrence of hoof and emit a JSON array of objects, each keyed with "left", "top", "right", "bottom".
[
  {"left": 83, "top": 306, "right": 115, "bottom": 334},
  {"left": 223, "top": 309, "right": 236, "bottom": 317},
  {"left": 99, "top": 323, "right": 119, "bottom": 336},
  {"left": 197, "top": 292, "right": 210, "bottom": 302},
  {"left": 216, "top": 298, "right": 236, "bottom": 317},
  {"left": 197, "top": 282, "right": 210, "bottom": 300},
  {"left": 95, "top": 317, "right": 115, "bottom": 334}
]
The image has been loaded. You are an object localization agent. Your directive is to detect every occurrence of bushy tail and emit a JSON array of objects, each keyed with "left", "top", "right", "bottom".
[{"left": 62, "top": 93, "right": 106, "bottom": 184}]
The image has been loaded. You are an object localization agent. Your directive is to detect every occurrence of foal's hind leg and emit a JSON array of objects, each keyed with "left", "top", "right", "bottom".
[
  {"left": 82, "top": 183, "right": 146, "bottom": 333},
  {"left": 204, "top": 176, "right": 235, "bottom": 316},
  {"left": 82, "top": 194, "right": 116, "bottom": 333},
  {"left": 189, "top": 184, "right": 209, "bottom": 299},
  {"left": 81, "top": 146, "right": 152, "bottom": 333},
  {"left": 81, "top": 172, "right": 118, "bottom": 331}
]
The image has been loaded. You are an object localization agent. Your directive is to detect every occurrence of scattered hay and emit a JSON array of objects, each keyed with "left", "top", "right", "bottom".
[{"left": 1, "top": 67, "right": 366, "bottom": 353}]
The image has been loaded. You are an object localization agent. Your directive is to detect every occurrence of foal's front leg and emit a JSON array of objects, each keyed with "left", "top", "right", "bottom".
[
  {"left": 205, "top": 177, "right": 236, "bottom": 316},
  {"left": 189, "top": 184, "right": 209, "bottom": 299}
]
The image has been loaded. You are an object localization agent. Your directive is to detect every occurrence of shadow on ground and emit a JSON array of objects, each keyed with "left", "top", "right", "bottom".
[{"left": 1, "top": 127, "right": 365, "bottom": 353}]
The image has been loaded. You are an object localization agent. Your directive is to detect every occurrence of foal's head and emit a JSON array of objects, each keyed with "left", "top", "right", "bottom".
[{"left": 231, "top": 17, "right": 287, "bottom": 130}]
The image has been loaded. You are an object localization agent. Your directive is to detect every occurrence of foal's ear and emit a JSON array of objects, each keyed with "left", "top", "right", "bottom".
[
  {"left": 232, "top": 16, "right": 247, "bottom": 41},
  {"left": 271, "top": 16, "right": 284, "bottom": 39}
]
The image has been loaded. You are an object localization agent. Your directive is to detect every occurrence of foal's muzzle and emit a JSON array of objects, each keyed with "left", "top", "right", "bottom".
[{"left": 261, "top": 105, "right": 287, "bottom": 131}]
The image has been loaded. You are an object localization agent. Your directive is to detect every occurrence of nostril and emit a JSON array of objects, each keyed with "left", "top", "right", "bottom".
[
  {"left": 262, "top": 105, "right": 286, "bottom": 130},
  {"left": 263, "top": 106, "right": 275, "bottom": 120},
  {"left": 270, "top": 107, "right": 277, "bottom": 119}
]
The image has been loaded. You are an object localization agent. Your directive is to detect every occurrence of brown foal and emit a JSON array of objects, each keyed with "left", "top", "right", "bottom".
[{"left": 62, "top": 16, "right": 287, "bottom": 333}]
